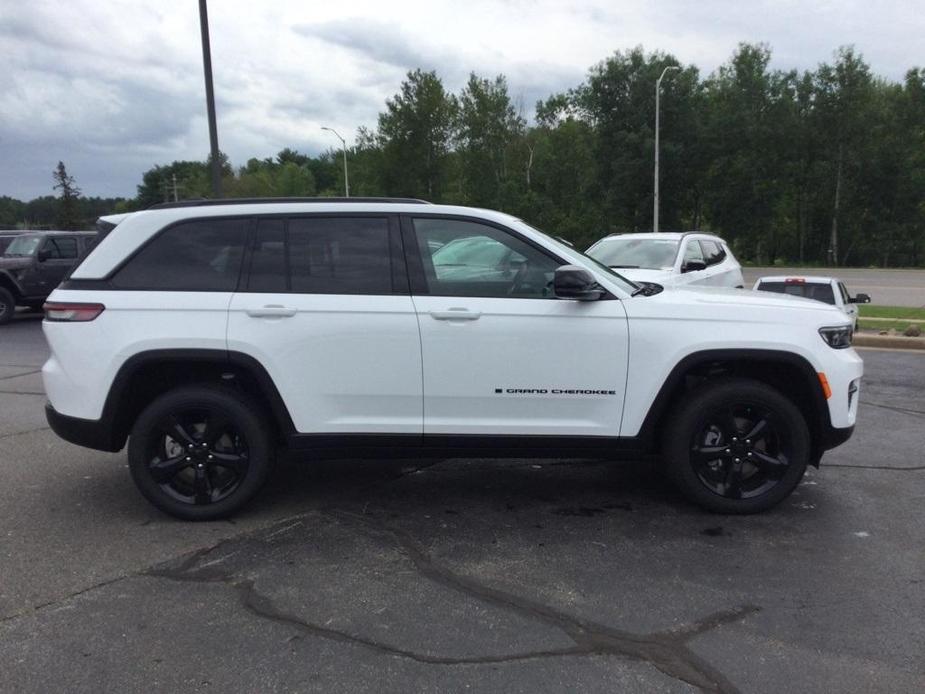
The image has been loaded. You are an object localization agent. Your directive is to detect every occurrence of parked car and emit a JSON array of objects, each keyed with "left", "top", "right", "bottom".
[
  {"left": 0, "top": 231, "right": 97, "bottom": 324},
  {"left": 586, "top": 232, "right": 744, "bottom": 289},
  {"left": 753, "top": 276, "right": 871, "bottom": 330},
  {"left": 43, "top": 199, "right": 860, "bottom": 520}
]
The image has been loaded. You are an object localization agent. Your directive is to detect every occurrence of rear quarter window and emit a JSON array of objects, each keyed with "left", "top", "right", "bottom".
[{"left": 112, "top": 219, "right": 247, "bottom": 291}]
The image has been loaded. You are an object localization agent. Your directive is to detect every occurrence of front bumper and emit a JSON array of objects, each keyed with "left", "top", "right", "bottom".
[{"left": 45, "top": 402, "right": 123, "bottom": 452}]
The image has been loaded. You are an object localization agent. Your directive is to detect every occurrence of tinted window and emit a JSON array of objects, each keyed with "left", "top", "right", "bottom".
[
  {"left": 756, "top": 281, "right": 836, "bottom": 305},
  {"left": 247, "top": 219, "right": 286, "bottom": 292},
  {"left": 413, "top": 218, "right": 560, "bottom": 298},
  {"left": 43, "top": 237, "right": 78, "bottom": 259},
  {"left": 288, "top": 217, "right": 391, "bottom": 295},
  {"left": 700, "top": 240, "right": 726, "bottom": 266},
  {"left": 683, "top": 240, "right": 705, "bottom": 265},
  {"left": 113, "top": 219, "right": 247, "bottom": 291}
]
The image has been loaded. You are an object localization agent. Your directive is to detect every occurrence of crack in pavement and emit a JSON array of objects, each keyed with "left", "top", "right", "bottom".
[
  {"left": 142, "top": 510, "right": 755, "bottom": 693},
  {"left": 330, "top": 510, "right": 754, "bottom": 693},
  {"left": 0, "top": 368, "right": 42, "bottom": 381},
  {"left": 860, "top": 400, "right": 925, "bottom": 418},
  {"left": 824, "top": 462, "right": 925, "bottom": 471},
  {"left": 0, "top": 425, "right": 50, "bottom": 440}
]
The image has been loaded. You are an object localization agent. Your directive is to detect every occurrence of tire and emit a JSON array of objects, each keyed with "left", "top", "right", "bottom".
[
  {"left": 128, "top": 385, "right": 274, "bottom": 520},
  {"left": 662, "top": 378, "right": 810, "bottom": 514},
  {"left": 0, "top": 286, "right": 15, "bottom": 325}
]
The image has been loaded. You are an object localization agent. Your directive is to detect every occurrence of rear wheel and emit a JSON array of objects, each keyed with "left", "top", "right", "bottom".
[
  {"left": 0, "top": 287, "right": 15, "bottom": 325},
  {"left": 128, "top": 385, "right": 273, "bottom": 520},
  {"left": 663, "top": 378, "right": 810, "bottom": 514}
]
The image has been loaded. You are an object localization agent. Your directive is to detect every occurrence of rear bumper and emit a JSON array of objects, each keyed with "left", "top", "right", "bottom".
[{"left": 45, "top": 402, "right": 123, "bottom": 452}]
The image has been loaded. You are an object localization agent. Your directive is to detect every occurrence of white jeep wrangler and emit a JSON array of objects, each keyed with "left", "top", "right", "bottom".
[{"left": 42, "top": 199, "right": 862, "bottom": 519}]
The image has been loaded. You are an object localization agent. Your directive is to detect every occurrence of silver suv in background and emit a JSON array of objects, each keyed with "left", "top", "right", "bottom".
[{"left": 586, "top": 232, "right": 744, "bottom": 289}]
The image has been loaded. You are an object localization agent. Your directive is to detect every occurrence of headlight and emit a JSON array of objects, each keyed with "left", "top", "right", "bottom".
[{"left": 819, "top": 325, "right": 853, "bottom": 349}]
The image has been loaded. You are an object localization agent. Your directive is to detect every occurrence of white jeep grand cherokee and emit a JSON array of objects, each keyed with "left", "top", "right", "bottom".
[{"left": 42, "top": 199, "right": 862, "bottom": 520}]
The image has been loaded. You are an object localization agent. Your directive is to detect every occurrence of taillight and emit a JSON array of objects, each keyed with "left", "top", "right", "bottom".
[{"left": 43, "top": 302, "right": 105, "bottom": 322}]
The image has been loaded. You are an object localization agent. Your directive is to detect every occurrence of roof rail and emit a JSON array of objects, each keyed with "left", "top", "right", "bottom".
[{"left": 147, "top": 197, "right": 431, "bottom": 210}]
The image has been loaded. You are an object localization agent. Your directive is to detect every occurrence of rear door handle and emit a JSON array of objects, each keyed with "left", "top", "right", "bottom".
[
  {"left": 246, "top": 305, "right": 297, "bottom": 318},
  {"left": 430, "top": 308, "right": 481, "bottom": 321}
]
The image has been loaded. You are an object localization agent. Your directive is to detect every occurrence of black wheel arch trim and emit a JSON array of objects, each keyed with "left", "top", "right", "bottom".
[
  {"left": 635, "top": 348, "right": 845, "bottom": 458},
  {"left": 47, "top": 348, "right": 296, "bottom": 452}
]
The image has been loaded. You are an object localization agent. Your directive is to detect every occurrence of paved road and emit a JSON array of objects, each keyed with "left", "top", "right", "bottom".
[
  {"left": 1, "top": 315, "right": 923, "bottom": 693},
  {"left": 743, "top": 267, "right": 925, "bottom": 307}
]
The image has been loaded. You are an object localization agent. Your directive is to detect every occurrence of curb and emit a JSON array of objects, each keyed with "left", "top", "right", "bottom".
[{"left": 854, "top": 333, "right": 925, "bottom": 351}]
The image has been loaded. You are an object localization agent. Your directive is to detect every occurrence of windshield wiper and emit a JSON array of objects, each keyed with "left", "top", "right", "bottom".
[{"left": 609, "top": 264, "right": 639, "bottom": 269}]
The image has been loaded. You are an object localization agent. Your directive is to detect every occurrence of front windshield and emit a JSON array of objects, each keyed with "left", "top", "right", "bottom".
[
  {"left": 586, "top": 237, "right": 680, "bottom": 270},
  {"left": 517, "top": 222, "right": 640, "bottom": 294},
  {"left": 3, "top": 236, "right": 41, "bottom": 257}
]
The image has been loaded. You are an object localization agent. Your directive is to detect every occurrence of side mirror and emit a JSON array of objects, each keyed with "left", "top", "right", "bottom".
[
  {"left": 37, "top": 249, "right": 51, "bottom": 262},
  {"left": 681, "top": 259, "right": 707, "bottom": 273},
  {"left": 851, "top": 293, "right": 871, "bottom": 304},
  {"left": 554, "top": 265, "right": 603, "bottom": 301}
]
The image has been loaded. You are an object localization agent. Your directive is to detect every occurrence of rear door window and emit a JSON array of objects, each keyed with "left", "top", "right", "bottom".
[
  {"left": 112, "top": 219, "right": 247, "bottom": 291},
  {"left": 245, "top": 216, "right": 394, "bottom": 295}
]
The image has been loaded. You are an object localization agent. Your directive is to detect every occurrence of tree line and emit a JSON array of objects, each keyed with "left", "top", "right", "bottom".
[{"left": 3, "top": 43, "right": 923, "bottom": 266}]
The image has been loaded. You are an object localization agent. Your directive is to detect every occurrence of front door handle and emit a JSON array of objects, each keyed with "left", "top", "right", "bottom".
[
  {"left": 430, "top": 308, "right": 481, "bottom": 321},
  {"left": 246, "top": 305, "right": 297, "bottom": 318}
]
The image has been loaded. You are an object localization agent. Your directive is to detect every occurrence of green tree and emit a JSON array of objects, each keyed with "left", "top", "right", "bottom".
[
  {"left": 377, "top": 69, "right": 457, "bottom": 199},
  {"left": 52, "top": 161, "right": 82, "bottom": 230},
  {"left": 455, "top": 74, "right": 525, "bottom": 208}
]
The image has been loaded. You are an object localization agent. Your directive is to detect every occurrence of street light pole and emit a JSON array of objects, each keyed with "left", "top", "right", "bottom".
[
  {"left": 321, "top": 127, "right": 349, "bottom": 197},
  {"left": 653, "top": 65, "right": 680, "bottom": 233},
  {"left": 198, "top": 0, "right": 222, "bottom": 198}
]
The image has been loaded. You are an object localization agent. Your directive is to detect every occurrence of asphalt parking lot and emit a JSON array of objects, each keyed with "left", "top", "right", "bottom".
[{"left": 1, "top": 312, "right": 923, "bottom": 693}]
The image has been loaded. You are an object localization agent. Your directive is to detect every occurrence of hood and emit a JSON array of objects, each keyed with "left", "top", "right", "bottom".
[
  {"left": 615, "top": 268, "right": 675, "bottom": 284},
  {"left": 625, "top": 284, "right": 851, "bottom": 327},
  {"left": 0, "top": 256, "right": 31, "bottom": 271}
]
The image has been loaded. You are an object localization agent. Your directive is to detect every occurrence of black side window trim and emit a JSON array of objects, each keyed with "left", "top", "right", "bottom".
[{"left": 240, "top": 213, "right": 408, "bottom": 296}]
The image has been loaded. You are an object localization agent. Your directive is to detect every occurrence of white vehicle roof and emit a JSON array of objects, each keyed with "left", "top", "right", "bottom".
[
  {"left": 595, "top": 231, "right": 728, "bottom": 244},
  {"left": 756, "top": 275, "right": 837, "bottom": 284}
]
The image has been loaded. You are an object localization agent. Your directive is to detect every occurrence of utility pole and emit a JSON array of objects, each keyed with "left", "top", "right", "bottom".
[
  {"left": 321, "top": 126, "right": 349, "bottom": 197},
  {"left": 198, "top": 0, "right": 222, "bottom": 198},
  {"left": 170, "top": 174, "right": 182, "bottom": 202},
  {"left": 653, "top": 65, "right": 680, "bottom": 233}
]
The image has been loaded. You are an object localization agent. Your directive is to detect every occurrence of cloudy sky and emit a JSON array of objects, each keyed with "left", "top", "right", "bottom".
[{"left": 1, "top": 0, "right": 921, "bottom": 200}]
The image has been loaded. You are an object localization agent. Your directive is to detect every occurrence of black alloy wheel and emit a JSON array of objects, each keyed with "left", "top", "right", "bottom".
[
  {"left": 147, "top": 409, "right": 250, "bottom": 506},
  {"left": 664, "top": 378, "right": 810, "bottom": 514},
  {"left": 689, "top": 403, "right": 790, "bottom": 500},
  {"left": 128, "top": 386, "right": 273, "bottom": 520}
]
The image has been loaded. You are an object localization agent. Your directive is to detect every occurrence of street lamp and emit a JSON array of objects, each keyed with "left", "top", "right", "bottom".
[
  {"left": 653, "top": 65, "right": 680, "bottom": 233},
  {"left": 321, "top": 126, "right": 349, "bottom": 197}
]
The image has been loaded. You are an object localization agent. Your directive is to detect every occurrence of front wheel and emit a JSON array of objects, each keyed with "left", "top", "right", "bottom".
[
  {"left": 663, "top": 378, "right": 810, "bottom": 514},
  {"left": 128, "top": 385, "right": 274, "bottom": 520}
]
